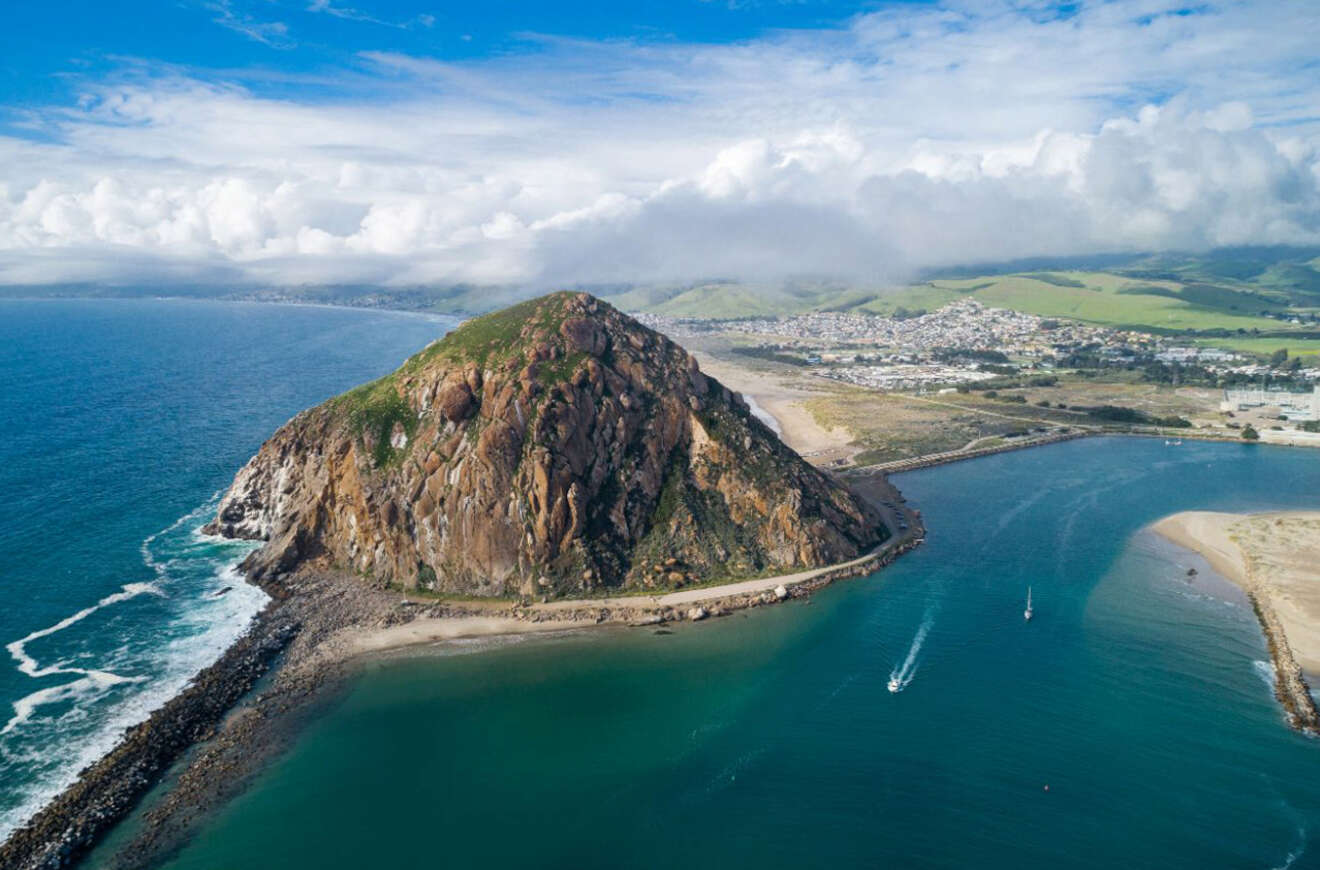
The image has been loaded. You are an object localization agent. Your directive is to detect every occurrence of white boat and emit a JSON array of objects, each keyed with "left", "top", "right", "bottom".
[
  {"left": 1024, "top": 587, "right": 1033, "bottom": 622},
  {"left": 887, "top": 676, "right": 901, "bottom": 693}
]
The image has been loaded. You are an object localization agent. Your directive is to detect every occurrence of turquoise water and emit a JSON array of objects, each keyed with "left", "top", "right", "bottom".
[
  {"left": 0, "top": 299, "right": 453, "bottom": 838},
  {"left": 155, "top": 437, "right": 1320, "bottom": 869}
]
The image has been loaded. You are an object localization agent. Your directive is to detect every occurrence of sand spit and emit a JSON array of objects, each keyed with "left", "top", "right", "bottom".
[{"left": 1153, "top": 511, "right": 1320, "bottom": 733}]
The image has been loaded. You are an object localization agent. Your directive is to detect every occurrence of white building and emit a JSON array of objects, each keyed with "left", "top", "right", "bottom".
[{"left": 1221, "top": 386, "right": 1320, "bottom": 420}]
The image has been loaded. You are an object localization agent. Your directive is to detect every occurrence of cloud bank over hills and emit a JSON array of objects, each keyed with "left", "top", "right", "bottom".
[{"left": 1, "top": 0, "right": 1318, "bottom": 287}]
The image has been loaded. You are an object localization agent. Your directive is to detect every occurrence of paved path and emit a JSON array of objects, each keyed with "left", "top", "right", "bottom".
[{"left": 532, "top": 537, "right": 899, "bottom": 612}]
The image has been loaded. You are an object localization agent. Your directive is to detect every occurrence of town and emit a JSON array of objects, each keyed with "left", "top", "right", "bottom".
[{"left": 637, "top": 300, "right": 1319, "bottom": 392}]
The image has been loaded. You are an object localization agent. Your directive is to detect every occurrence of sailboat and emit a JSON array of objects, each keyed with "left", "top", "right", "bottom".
[{"left": 1024, "top": 587, "right": 1033, "bottom": 622}]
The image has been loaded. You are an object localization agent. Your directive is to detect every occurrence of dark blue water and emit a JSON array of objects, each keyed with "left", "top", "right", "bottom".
[
  {"left": 0, "top": 299, "right": 453, "bottom": 836},
  {"left": 156, "top": 438, "right": 1320, "bottom": 869}
]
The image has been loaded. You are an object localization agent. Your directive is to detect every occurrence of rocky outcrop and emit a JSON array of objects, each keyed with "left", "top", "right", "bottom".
[{"left": 207, "top": 292, "right": 886, "bottom": 597}]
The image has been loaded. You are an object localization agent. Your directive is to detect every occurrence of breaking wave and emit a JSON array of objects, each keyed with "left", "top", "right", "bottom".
[{"left": 0, "top": 500, "right": 265, "bottom": 839}]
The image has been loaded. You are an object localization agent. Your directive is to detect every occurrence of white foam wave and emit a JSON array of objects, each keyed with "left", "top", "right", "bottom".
[
  {"left": 3, "top": 671, "right": 144, "bottom": 735},
  {"left": 889, "top": 608, "right": 935, "bottom": 693},
  {"left": 5, "top": 583, "right": 160, "bottom": 681},
  {"left": 140, "top": 495, "right": 220, "bottom": 581},
  {"left": 0, "top": 504, "right": 266, "bottom": 839},
  {"left": 1273, "top": 827, "right": 1307, "bottom": 870},
  {"left": 3, "top": 583, "right": 162, "bottom": 735}
]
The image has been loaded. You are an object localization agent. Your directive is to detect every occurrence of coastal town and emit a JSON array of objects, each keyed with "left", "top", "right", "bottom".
[
  {"left": 638, "top": 299, "right": 1320, "bottom": 458},
  {"left": 636, "top": 300, "right": 1318, "bottom": 391}
]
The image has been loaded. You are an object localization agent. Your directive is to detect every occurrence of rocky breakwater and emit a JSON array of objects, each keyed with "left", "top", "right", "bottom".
[
  {"left": 1248, "top": 591, "right": 1320, "bottom": 734},
  {"left": 0, "top": 600, "right": 298, "bottom": 870},
  {"left": 205, "top": 291, "right": 888, "bottom": 597}
]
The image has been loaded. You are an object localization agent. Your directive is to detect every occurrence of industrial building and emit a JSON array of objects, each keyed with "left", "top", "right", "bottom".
[{"left": 1221, "top": 386, "right": 1320, "bottom": 421}]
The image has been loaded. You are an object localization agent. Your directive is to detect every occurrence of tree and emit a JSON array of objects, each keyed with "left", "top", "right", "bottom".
[
  {"left": 1241, "top": 424, "right": 1260, "bottom": 441},
  {"left": 1270, "top": 348, "right": 1289, "bottom": 366}
]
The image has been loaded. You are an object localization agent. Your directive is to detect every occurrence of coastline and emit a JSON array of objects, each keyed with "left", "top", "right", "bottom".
[
  {"left": 5, "top": 416, "right": 1313, "bottom": 866},
  {"left": 111, "top": 528, "right": 923, "bottom": 870},
  {"left": 1151, "top": 511, "right": 1320, "bottom": 734},
  {"left": 0, "top": 484, "right": 924, "bottom": 870},
  {"left": 855, "top": 428, "right": 1320, "bottom": 476}
]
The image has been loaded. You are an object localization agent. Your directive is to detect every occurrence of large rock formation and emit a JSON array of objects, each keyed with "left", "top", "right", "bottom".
[{"left": 207, "top": 292, "right": 886, "bottom": 597}]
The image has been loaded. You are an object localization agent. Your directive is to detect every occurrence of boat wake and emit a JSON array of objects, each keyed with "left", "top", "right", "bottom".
[
  {"left": 888, "top": 608, "right": 935, "bottom": 694},
  {"left": 0, "top": 498, "right": 266, "bottom": 839}
]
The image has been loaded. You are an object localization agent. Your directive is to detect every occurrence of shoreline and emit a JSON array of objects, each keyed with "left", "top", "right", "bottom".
[
  {"left": 853, "top": 428, "right": 1319, "bottom": 476},
  {"left": 113, "top": 530, "right": 924, "bottom": 869},
  {"left": 0, "top": 293, "right": 477, "bottom": 322},
  {"left": 1152, "top": 511, "right": 1320, "bottom": 734},
  {"left": 0, "top": 602, "right": 300, "bottom": 870},
  {"left": 0, "top": 481, "right": 924, "bottom": 870}
]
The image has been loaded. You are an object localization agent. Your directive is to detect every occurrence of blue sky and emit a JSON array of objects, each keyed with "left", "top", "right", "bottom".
[
  {"left": 2, "top": 0, "right": 869, "bottom": 107},
  {"left": 0, "top": 0, "right": 1317, "bottom": 287}
]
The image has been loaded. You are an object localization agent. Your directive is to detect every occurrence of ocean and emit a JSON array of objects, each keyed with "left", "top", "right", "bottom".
[
  {"left": 150, "top": 438, "right": 1320, "bottom": 869},
  {"left": 5, "top": 300, "right": 1320, "bottom": 869},
  {"left": 0, "top": 298, "right": 453, "bottom": 839}
]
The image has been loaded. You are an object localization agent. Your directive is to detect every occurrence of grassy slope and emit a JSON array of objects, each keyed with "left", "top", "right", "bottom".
[
  {"left": 923, "top": 272, "right": 1285, "bottom": 331},
  {"left": 598, "top": 251, "right": 1320, "bottom": 343},
  {"left": 602, "top": 282, "right": 883, "bottom": 318},
  {"left": 603, "top": 265, "right": 1320, "bottom": 355}
]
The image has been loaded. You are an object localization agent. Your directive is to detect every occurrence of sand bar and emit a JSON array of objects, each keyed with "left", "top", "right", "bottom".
[{"left": 1152, "top": 510, "right": 1320, "bottom": 731}]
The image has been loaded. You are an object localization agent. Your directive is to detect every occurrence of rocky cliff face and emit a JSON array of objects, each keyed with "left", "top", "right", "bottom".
[{"left": 207, "top": 292, "right": 886, "bottom": 597}]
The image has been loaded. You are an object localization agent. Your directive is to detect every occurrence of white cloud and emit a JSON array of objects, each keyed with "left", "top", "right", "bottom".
[
  {"left": 305, "top": 0, "right": 436, "bottom": 30},
  {"left": 205, "top": 0, "right": 293, "bottom": 49},
  {"left": 1, "top": 0, "right": 1319, "bottom": 287}
]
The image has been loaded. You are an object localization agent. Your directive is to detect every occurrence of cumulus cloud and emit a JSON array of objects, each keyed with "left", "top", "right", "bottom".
[{"left": 1, "top": 0, "right": 1319, "bottom": 286}]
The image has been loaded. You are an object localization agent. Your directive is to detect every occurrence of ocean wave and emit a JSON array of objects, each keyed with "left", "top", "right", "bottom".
[
  {"left": 0, "top": 504, "right": 266, "bottom": 839},
  {"left": 5, "top": 583, "right": 161, "bottom": 681}
]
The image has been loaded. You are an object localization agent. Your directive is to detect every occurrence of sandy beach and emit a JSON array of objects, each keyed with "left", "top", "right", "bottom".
[
  {"left": 1152, "top": 510, "right": 1320, "bottom": 731},
  {"left": 692, "top": 354, "right": 857, "bottom": 464},
  {"left": 343, "top": 514, "right": 917, "bottom": 658}
]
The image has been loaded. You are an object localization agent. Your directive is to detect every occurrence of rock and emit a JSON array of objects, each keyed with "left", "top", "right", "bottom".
[
  {"left": 687, "top": 606, "right": 708, "bottom": 622},
  {"left": 774, "top": 584, "right": 789, "bottom": 600},
  {"left": 559, "top": 317, "right": 607, "bottom": 356},
  {"left": 206, "top": 292, "right": 887, "bottom": 598},
  {"left": 667, "top": 571, "right": 685, "bottom": 585},
  {"left": 436, "top": 379, "right": 475, "bottom": 423}
]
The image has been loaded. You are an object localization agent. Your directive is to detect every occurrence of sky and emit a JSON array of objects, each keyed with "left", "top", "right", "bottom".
[{"left": 0, "top": 0, "right": 1318, "bottom": 288}]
